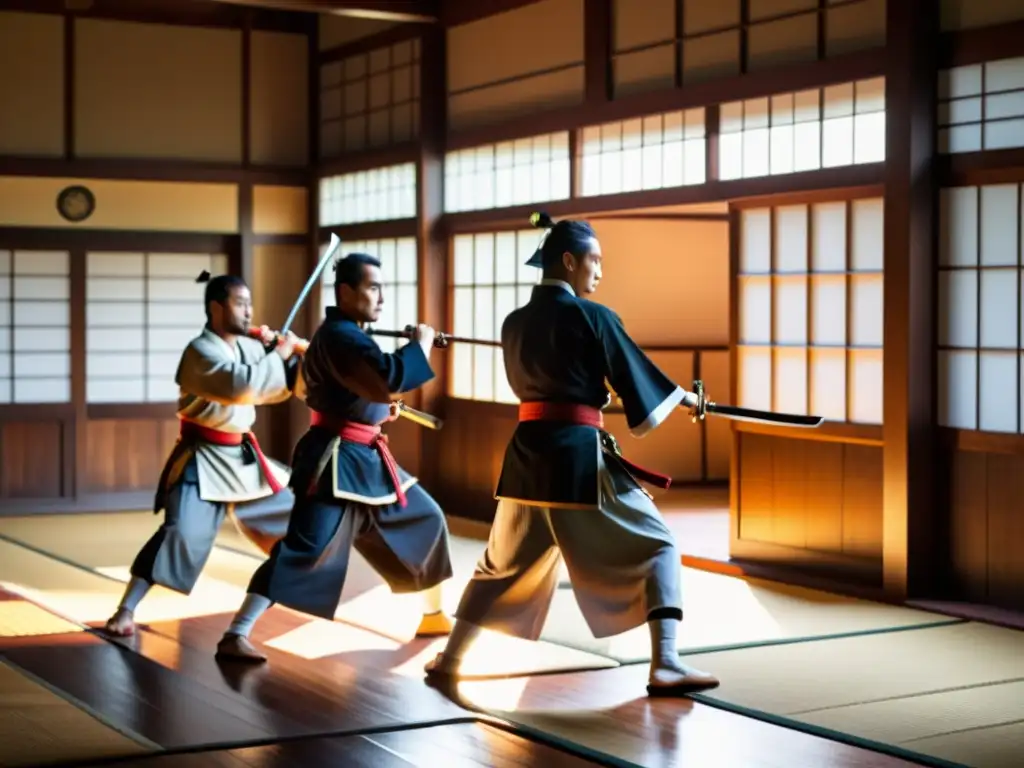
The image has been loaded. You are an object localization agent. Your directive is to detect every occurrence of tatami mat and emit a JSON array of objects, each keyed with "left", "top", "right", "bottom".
[
  {"left": 0, "top": 658, "right": 155, "bottom": 766},
  {"left": 0, "top": 599, "right": 82, "bottom": 637},
  {"left": 677, "top": 621, "right": 1024, "bottom": 768}
]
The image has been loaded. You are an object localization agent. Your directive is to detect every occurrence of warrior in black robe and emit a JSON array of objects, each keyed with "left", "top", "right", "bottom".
[
  {"left": 103, "top": 273, "right": 304, "bottom": 638},
  {"left": 425, "top": 213, "right": 719, "bottom": 697},
  {"left": 216, "top": 252, "right": 454, "bottom": 662}
]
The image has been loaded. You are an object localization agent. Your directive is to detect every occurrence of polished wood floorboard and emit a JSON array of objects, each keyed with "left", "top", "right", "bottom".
[
  {"left": 455, "top": 666, "right": 927, "bottom": 768},
  {"left": 82, "top": 722, "right": 599, "bottom": 768}
]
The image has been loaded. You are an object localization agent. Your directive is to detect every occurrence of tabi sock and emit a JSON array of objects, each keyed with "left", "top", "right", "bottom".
[
  {"left": 118, "top": 577, "right": 151, "bottom": 614},
  {"left": 649, "top": 617, "right": 681, "bottom": 668},
  {"left": 421, "top": 583, "right": 444, "bottom": 615},
  {"left": 226, "top": 593, "right": 273, "bottom": 639}
]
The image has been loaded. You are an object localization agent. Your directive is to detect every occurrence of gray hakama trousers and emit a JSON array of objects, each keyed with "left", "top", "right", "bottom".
[
  {"left": 131, "top": 459, "right": 296, "bottom": 595},
  {"left": 246, "top": 482, "right": 453, "bottom": 621},
  {"left": 454, "top": 460, "right": 683, "bottom": 640}
]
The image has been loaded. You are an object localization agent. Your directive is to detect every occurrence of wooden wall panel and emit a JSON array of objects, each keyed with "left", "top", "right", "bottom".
[
  {"left": 940, "top": 0, "right": 1024, "bottom": 31},
  {"left": 74, "top": 18, "right": 242, "bottom": 162},
  {"left": 0, "top": 11, "right": 64, "bottom": 156},
  {"left": 432, "top": 401, "right": 517, "bottom": 521},
  {"left": 318, "top": 15, "right": 396, "bottom": 50},
  {"left": 735, "top": 432, "right": 883, "bottom": 569},
  {"left": 446, "top": 0, "right": 585, "bottom": 131},
  {"left": 948, "top": 448, "right": 1024, "bottom": 612},
  {"left": 83, "top": 419, "right": 177, "bottom": 493},
  {"left": 252, "top": 186, "right": 308, "bottom": 235},
  {"left": 0, "top": 177, "right": 238, "bottom": 232},
  {"left": 252, "top": 243, "right": 309, "bottom": 464},
  {"left": 250, "top": 31, "right": 309, "bottom": 167},
  {"left": 0, "top": 421, "right": 66, "bottom": 498},
  {"left": 588, "top": 219, "right": 730, "bottom": 347},
  {"left": 610, "top": 0, "right": 887, "bottom": 98}
]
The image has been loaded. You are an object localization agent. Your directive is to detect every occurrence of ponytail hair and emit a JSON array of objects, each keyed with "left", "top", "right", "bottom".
[{"left": 524, "top": 211, "right": 597, "bottom": 270}]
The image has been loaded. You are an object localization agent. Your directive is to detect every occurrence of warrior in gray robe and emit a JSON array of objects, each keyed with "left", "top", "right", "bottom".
[
  {"left": 214, "top": 252, "right": 453, "bottom": 663},
  {"left": 425, "top": 213, "right": 719, "bottom": 697},
  {"left": 103, "top": 272, "right": 305, "bottom": 638}
]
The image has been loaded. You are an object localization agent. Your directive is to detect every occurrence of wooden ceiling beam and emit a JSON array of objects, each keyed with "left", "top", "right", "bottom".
[{"left": 205, "top": 0, "right": 438, "bottom": 23}]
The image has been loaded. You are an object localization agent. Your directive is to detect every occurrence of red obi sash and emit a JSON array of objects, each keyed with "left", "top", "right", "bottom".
[
  {"left": 179, "top": 420, "right": 284, "bottom": 494},
  {"left": 517, "top": 402, "right": 672, "bottom": 490},
  {"left": 310, "top": 410, "right": 407, "bottom": 507}
]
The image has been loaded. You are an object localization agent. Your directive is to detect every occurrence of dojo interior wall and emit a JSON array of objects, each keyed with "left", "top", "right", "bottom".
[{"left": 0, "top": 7, "right": 313, "bottom": 512}]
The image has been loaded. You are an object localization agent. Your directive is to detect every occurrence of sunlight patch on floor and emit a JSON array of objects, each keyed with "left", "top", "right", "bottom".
[{"left": 263, "top": 617, "right": 401, "bottom": 659}]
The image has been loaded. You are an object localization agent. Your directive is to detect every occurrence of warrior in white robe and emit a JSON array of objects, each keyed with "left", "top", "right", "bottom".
[
  {"left": 425, "top": 213, "right": 720, "bottom": 697},
  {"left": 103, "top": 273, "right": 304, "bottom": 638}
]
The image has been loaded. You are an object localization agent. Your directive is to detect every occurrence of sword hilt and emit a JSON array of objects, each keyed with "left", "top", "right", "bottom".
[
  {"left": 691, "top": 379, "right": 707, "bottom": 423},
  {"left": 402, "top": 324, "right": 451, "bottom": 348}
]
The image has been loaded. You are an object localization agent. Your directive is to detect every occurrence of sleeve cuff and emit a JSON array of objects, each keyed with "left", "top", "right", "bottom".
[{"left": 629, "top": 386, "right": 687, "bottom": 438}]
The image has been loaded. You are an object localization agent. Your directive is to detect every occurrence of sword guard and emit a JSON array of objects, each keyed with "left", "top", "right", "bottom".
[{"left": 691, "top": 380, "right": 707, "bottom": 423}]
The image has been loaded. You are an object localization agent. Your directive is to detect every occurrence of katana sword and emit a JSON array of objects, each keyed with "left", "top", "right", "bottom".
[
  {"left": 688, "top": 380, "right": 824, "bottom": 428},
  {"left": 281, "top": 233, "right": 342, "bottom": 336},
  {"left": 366, "top": 324, "right": 501, "bottom": 348}
]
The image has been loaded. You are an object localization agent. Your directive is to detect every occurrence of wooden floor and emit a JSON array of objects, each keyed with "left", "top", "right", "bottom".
[{"left": 0, "top": 574, "right": 927, "bottom": 768}]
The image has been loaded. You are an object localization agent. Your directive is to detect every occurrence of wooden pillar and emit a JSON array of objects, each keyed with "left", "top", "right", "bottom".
[
  {"left": 416, "top": 26, "right": 447, "bottom": 490},
  {"left": 881, "top": 0, "right": 942, "bottom": 599},
  {"left": 584, "top": 0, "right": 612, "bottom": 104}
]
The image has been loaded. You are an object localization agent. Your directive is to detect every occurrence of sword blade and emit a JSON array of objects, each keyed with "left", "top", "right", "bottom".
[
  {"left": 281, "top": 233, "right": 341, "bottom": 336},
  {"left": 396, "top": 402, "right": 444, "bottom": 430},
  {"left": 707, "top": 402, "right": 824, "bottom": 427}
]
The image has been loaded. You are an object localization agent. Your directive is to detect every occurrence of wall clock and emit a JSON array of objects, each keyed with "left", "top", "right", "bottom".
[{"left": 56, "top": 185, "right": 96, "bottom": 223}]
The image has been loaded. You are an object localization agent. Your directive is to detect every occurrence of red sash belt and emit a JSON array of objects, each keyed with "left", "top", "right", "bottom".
[
  {"left": 310, "top": 410, "right": 407, "bottom": 507},
  {"left": 518, "top": 402, "right": 672, "bottom": 490},
  {"left": 179, "top": 420, "right": 284, "bottom": 493}
]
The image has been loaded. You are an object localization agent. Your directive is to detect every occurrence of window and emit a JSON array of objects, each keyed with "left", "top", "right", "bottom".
[
  {"left": 938, "top": 56, "right": 1024, "bottom": 154},
  {"left": 319, "top": 38, "right": 420, "bottom": 159},
  {"left": 0, "top": 250, "right": 71, "bottom": 404},
  {"left": 85, "top": 252, "right": 228, "bottom": 404},
  {"left": 449, "top": 231, "right": 542, "bottom": 403},
  {"left": 719, "top": 78, "right": 886, "bottom": 180},
  {"left": 938, "top": 184, "right": 1024, "bottom": 432},
  {"left": 736, "top": 198, "right": 884, "bottom": 425},
  {"left": 579, "top": 109, "right": 706, "bottom": 196},
  {"left": 443, "top": 133, "right": 571, "bottom": 213},
  {"left": 320, "top": 237, "right": 418, "bottom": 354},
  {"left": 319, "top": 163, "right": 417, "bottom": 227}
]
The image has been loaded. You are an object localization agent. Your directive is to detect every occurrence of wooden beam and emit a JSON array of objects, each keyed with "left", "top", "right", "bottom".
[
  {"left": 584, "top": 0, "right": 612, "bottom": 104},
  {"left": 206, "top": 0, "right": 438, "bottom": 23},
  {"left": 416, "top": 25, "right": 448, "bottom": 490},
  {"left": 0, "top": 156, "right": 307, "bottom": 186},
  {"left": 1, "top": 0, "right": 313, "bottom": 33},
  {"left": 446, "top": 48, "right": 884, "bottom": 151},
  {"left": 881, "top": 0, "right": 942, "bottom": 600}
]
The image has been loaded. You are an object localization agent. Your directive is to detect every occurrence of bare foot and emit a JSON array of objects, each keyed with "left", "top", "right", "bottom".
[
  {"left": 215, "top": 633, "right": 267, "bottom": 664},
  {"left": 647, "top": 661, "right": 719, "bottom": 697},
  {"left": 103, "top": 607, "right": 135, "bottom": 637},
  {"left": 415, "top": 611, "right": 453, "bottom": 638}
]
